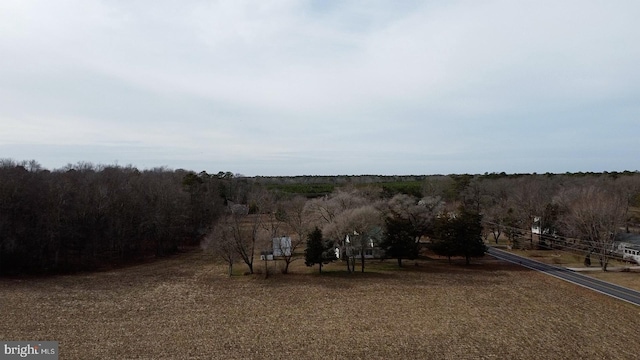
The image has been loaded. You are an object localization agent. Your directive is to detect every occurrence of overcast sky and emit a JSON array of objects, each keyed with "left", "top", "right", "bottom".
[{"left": 1, "top": 1, "right": 638, "bottom": 176}]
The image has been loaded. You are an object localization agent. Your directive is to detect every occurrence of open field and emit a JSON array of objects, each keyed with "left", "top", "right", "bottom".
[{"left": 3, "top": 251, "right": 640, "bottom": 359}]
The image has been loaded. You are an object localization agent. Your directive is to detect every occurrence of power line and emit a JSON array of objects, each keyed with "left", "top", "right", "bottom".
[{"left": 481, "top": 219, "right": 630, "bottom": 262}]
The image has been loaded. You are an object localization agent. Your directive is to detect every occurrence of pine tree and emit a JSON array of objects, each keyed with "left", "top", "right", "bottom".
[
  {"left": 304, "top": 227, "right": 334, "bottom": 273},
  {"left": 430, "top": 208, "right": 486, "bottom": 265},
  {"left": 381, "top": 216, "right": 419, "bottom": 267}
]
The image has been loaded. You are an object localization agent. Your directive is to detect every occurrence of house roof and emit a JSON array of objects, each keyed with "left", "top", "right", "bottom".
[{"left": 614, "top": 233, "right": 640, "bottom": 245}]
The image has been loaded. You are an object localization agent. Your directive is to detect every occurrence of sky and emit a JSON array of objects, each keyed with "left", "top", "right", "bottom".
[{"left": 1, "top": 0, "right": 639, "bottom": 176}]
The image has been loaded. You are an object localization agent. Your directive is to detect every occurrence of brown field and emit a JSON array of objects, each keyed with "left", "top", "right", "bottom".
[
  {"left": 507, "top": 248, "right": 640, "bottom": 292},
  {"left": 2, "top": 251, "right": 640, "bottom": 359}
]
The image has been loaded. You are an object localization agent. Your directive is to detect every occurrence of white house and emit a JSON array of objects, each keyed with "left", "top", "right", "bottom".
[
  {"left": 272, "top": 236, "right": 292, "bottom": 257},
  {"left": 613, "top": 233, "right": 640, "bottom": 264},
  {"left": 531, "top": 216, "right": 542, "bottom": 235},
  {"left": 343, "top": 232, "right": 385, "bottom": 259}
]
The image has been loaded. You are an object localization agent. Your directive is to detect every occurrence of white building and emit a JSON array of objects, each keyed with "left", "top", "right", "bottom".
[{"left": 272, "top": 236, "right": 292, "bottom": 257}]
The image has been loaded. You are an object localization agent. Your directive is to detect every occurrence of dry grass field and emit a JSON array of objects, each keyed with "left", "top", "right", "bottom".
[
  {"left": 508, "top": 248, "right": 640, "bottom": 292},
  {"left": 3, "top": 250, "right": 640, "bottom": 359}
]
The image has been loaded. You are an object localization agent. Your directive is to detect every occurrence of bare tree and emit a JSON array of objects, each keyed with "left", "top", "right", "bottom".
[
  {"left": 559, "top": 186, "right": 626, "bottom": 271},
  {"left": 277, "top": 196, "right": 310, "bottom": 274},
  {"left": 510, "top": 176, "right": 558, "bottom": 248},
  {"left": 323, "top": 205, "right": 382, "bottom": 273},
  {"left": 258, "top": 191, "right": 281, "bottom": 277},
  {"left": 614, "top": 175, "right": 640, "bottom": 233},
  {"left": 461, "top": 177, "right": 486, "bottom": 213},
  {"left": 303, "top": 190, "right": 371, "bottom": 273},
  {"left": 202, "top": 220, "right": 236, "bottom": 276},
  {"left": 480, "top": 178, "right": 512, "bottom": 244},
  {"left": 384, "top": 194, "right": 442, "bottom": 241},
  {"left": 234, "top": 186, "right": 278, "bottom": 275},
  {"left": 224, "top": 212, "right": 264, "bottom": 275},
  {"left": 303, "top": 189, "right": 368, "bottom": 228}
]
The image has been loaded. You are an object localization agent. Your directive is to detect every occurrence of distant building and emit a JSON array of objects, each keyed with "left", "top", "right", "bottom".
[
  {"left": 531, "top": 216, "right": 555, "bottom": 235},
  {"left": 531, "top": 217, "right": 542, "bottom": 235},
  {"left": 227, "top": 201, "right": 249, "bottom": 215},
  {"left": 612, "top": 233, "right": 640, "bottom": 264},
  {"left": 272, "top": 236, "right": 292, "bottom": 257},
  {"left": 343, "top": 232, "right": 385, "bottom": 259}
]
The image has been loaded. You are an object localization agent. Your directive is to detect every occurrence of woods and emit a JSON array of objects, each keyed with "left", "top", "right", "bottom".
[
  {"left": 208, "top": 171, "right": 640, "bottom": 274},
  {"left": 0, "top": 160, "right": 228, "bottom": 274},
  {"left": 2, "top": 158, "right": 640, "bottom": 275}
]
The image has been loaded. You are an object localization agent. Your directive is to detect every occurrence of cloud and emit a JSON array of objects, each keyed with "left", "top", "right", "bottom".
[{"left": 0, "top": 0, "right": 638, "bottom": 175}]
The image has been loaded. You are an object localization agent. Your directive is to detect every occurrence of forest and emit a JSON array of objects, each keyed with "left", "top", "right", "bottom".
[
  {"left": 1, "top": 158, "right": 640, "bottom": 275},
  {"left": 0, "top": 160, "right": 236, "bottom": 273}
]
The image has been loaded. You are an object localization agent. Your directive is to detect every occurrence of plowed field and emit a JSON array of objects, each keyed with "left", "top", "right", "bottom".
[{"left": 2, "top": 251, "right": 640, "bottom": 359}]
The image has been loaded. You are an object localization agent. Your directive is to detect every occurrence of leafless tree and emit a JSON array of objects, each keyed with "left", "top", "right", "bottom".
[
  {"left": 461, "top": 177, "right": 486, "bottom": 213},
  {"left": 302, "top": 189, "right": 374, "bottom": 272},
  {"left": 323, "top": 205, "right": 382, "bottom": 273},
  {"left": 257, "top": 191, "right": 291, "bottom": 277},
  {"left": 383, "top": 194, "right": 443, "bottom": 241},
  {"left": 303, "top": 189, "right": 368, "bottom": 228},
  {"left": 213, "top": 212, "right": 264, "bottom": 275},
  {"left": 277, "top": 196, "right": 311, "bottom": 274},
  {"left": 559, "top": 186, "right": 626, "bottom": 271},
  {"left": 613, "top": 175, "right": 640, "bottom": 232},
  {"left": 510, "top": 176, "right": 559, "bottom": 248},
  {"left": 203, "top": 220, "right": 236, "bottom": 277},
  {"left": 482, "top": 178, "right": 518, "bottom": 244},
  {"left": 220, "top": 187, "right": 274, "bottom": 275}
]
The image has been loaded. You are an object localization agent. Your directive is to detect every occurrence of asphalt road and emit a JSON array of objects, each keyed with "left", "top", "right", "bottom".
[{"left": 487, "top": 247, "right": 640, "bottom": 307}]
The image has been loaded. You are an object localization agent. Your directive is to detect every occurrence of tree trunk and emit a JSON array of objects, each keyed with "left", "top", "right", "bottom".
[
  {"left": 397, "top": 257, "right": 403, "bottom": 267},
  {"left": 343, "top": 246, "right": 351, "bottom": 273},
  {"left": 584, "top": 254, "right": 591, "bottom": 267},
  {"left": 600, "top": 250, "right": 608, "bottom": 272},
  {"left": 264, "top": 257, "right": 268, "bottom": 279},
  {"left": 319, "top": 262, "right": 322, "bottom": 274}
]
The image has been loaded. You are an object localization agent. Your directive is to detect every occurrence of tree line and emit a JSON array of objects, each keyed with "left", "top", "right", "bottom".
[
  {"left": 204, "top": 183, "right": 487, "bottom": 276},
  {"left": 205, "top": 171, "right": 640, "bottom": 275},
  {"left": 3, "top": 158, "right": 639, "bottom": 275},
  {"left": 0, "top": 159, "right": 242, "bottom": 274}
]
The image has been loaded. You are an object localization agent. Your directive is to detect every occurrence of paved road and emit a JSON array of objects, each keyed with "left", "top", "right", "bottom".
[{"left": 487, "top": 247, "right": 640, "bottom": 307}]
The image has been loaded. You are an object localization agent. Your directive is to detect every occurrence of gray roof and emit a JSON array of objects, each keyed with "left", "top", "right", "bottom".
[{"left": 614, "top": 233, "right": 640, "bottom": 245}]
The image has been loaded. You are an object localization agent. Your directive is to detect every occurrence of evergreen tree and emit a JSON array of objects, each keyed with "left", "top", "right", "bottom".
[
  {"left": 381, "top": 216, "right": 419, "bottom": 267},
  {"left": 304, "top": 227, "right": 334, "bottom": 273},
  {"left": 455, "top": 209, "right": 486, "bottom": 265},
  {"left": 430, "top": 208, "right": 486, "bottom": 265}
]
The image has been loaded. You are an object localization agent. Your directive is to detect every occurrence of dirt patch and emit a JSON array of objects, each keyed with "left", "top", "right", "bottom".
[{"left": 2, "top": 251, "right": 640, "bottom": 359}]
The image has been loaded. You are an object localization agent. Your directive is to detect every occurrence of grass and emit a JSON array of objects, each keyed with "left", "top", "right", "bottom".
[
  {"left": 3, "top": 250, "right": 640, "bottom": 359},
  {"left": 489, "top": 233, "right": 640, "bottom": 291},
  {"left": 503, "top": 247, "right": 640, "bottom": 291}
]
